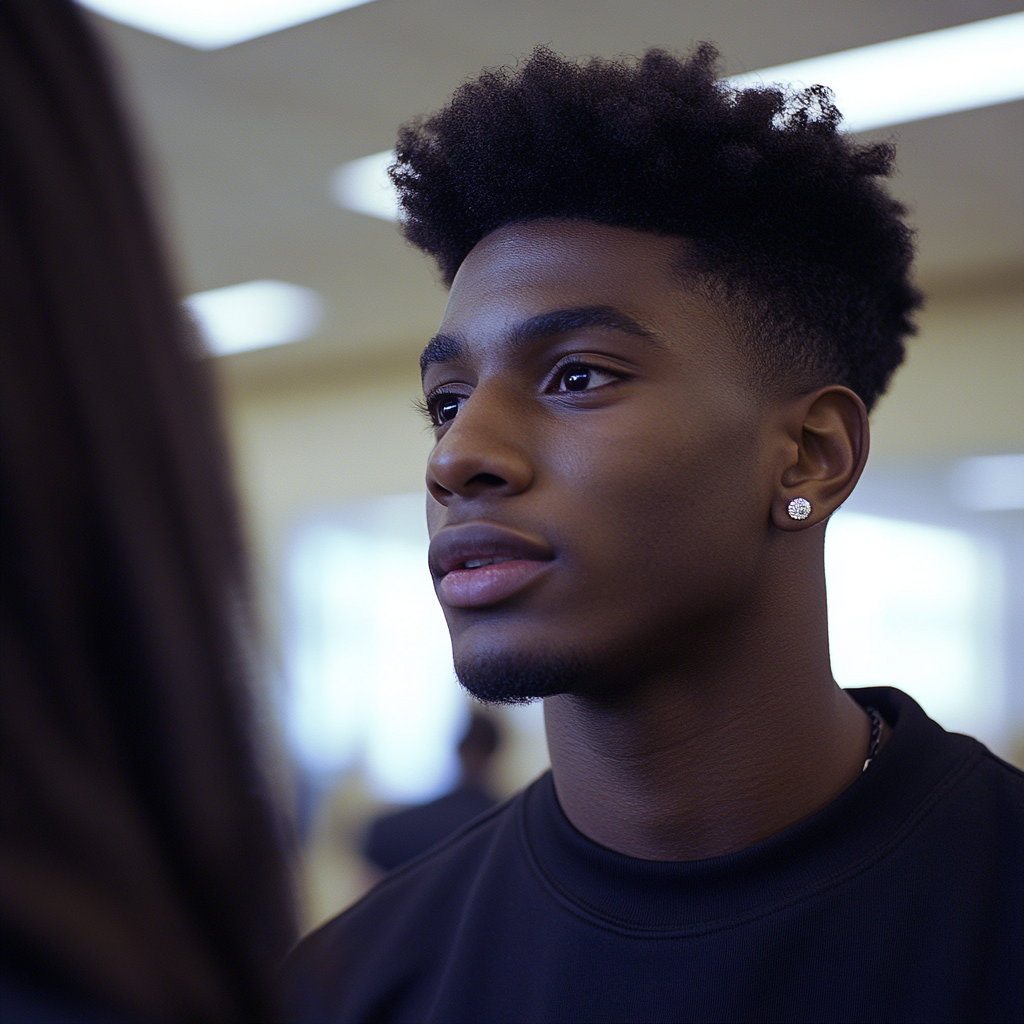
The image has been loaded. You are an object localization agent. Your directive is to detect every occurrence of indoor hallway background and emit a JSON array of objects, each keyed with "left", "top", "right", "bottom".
[{"left": 82, "top": 0, "right": 1024, "bottom": 933}]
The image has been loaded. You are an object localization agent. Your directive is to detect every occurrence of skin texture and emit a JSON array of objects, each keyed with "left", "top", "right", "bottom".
[{"left": 422, "top": 219, "right": 889, "bottom": 861}]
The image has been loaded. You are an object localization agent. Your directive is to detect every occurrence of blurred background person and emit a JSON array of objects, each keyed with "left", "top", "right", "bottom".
[
  {"left": 0, "top": 1, "right": 296, "bottom": 1020},
  {"left": 362, "top": 712, "right": 501, "bottom": 876}
]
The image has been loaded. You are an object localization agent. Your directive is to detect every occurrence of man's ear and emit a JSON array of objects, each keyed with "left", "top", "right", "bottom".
[{"left": 771, "top": 386, "right": 869, "bottom": 531}]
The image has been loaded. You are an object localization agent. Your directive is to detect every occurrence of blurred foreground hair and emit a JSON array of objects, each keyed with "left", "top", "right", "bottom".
[
  {"left": 0, "top": 2, "right": 294, "bottom": 1019},
  {"left": 393, "top": 46, "right": 921, "bottom": 410}
]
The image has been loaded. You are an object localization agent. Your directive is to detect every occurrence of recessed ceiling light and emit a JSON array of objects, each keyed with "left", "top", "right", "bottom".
[
  {"left": 78, "top": 0, "right": 377, "bottom": 50},
  {"left": 332, "top": 14, "right": 1024, "bottom": 223},
  {"left": 730, "top": 13, "right": 1024, "bottom": 133},
  {"left": 185, "top": 280, "right": 323, "bottom": 355}
]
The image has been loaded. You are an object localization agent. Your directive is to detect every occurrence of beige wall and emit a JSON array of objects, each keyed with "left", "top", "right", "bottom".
[
  {"left": 870, "top": 278, "right": 1024, "bottom": 461},
  {"left": 224, "top": 356, "right": 430, "bottom": 584}
]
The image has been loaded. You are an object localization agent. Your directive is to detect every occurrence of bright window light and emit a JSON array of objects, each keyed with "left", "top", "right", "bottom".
[
  {"left": 331, "top": 150, "right": 399, "bottom": 222},
  {"left": 729, "top": 13, "right": 1024, "bottom": 133},
  {"left": 77, "top": 0, "right": 377, "bottom": 49},
  {"left": 949, "top": 454, "right": 1024, "bottom": 511},
  {"left": 285, "top": 495, "right": 467, "bottom": 802},
  {"left": 334, "top": 14, "right": 1024, "bottom": 222},
  {"left": 825, "top": 512, "right": 1002, "bottom": 740},
  {"left": 184, "top": 279, "right": 323, "bottom": 356}
]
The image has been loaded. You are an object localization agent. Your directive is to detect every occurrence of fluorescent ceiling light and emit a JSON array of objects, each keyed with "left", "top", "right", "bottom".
[
  {"left": 185, "top": 280, "right": 323, "bottom": 355},
  {"left": 949, "top": 454, "right": 1024, "bottom": 511},
  {"left": 77, "top": 0, "right": 377, "bottom": 50},
  {"left": 333, "top": 15, "right": 1024, "bottom": 223},
  {"left": 729, "top": 13, "right": 1024, "bottom": 133},
  {"left": 331, "top": 150, "right": 399, "bottom": 222}
]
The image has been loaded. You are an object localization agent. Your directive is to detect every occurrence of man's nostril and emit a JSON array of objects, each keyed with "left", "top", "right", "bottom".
[{"left": 468, "top": 473, "right": 506, "bottom": 488}]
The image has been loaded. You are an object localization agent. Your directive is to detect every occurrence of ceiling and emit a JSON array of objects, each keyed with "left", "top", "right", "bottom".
[{"left": 87, "top": 1, "right": 1024, "bottom": 380}]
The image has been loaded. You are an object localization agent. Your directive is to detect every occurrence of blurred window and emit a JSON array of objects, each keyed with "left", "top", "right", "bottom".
[
  {"left": 826, "top": 511, "right": 1002, "bottom": 739},
  {"left": 284, "top": 495, "right": 466, "bottom": 802}
]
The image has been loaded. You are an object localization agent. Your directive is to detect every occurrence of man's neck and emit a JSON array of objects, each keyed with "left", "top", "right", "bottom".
[{"left": 543, "top": 551, "right": 883, "bottom": 861}]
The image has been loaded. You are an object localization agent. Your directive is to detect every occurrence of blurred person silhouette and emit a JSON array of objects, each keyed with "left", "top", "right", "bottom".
[
  {"left": 1, "top": 2, "right": 295, "bottom": 1021},
  {"left": 362, "top": 712, "right": 501, "bottom": 874}
]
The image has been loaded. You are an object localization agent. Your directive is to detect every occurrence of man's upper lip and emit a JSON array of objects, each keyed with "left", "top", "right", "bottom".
[{"left": 429, "top": 522, "right": 554, "bottom": 579}]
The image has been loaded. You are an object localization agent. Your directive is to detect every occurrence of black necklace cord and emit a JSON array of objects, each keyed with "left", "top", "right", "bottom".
[{"left": 862, "top": 706, "right": 883, "bottom": 773}]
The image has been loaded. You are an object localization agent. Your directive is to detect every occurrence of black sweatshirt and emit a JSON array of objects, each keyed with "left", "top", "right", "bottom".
[{"left": 284, "top": 688, "right": 1024, "bottom": 1023}]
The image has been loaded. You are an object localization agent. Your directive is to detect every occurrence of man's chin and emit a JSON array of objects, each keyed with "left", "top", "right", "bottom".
[{"left": 454, "top": 649, "right": 592, "bottom": 705}]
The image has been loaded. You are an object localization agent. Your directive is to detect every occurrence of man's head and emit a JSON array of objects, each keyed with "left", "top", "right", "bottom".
[{"left": 398, "top": 47, "right": 920, "bottom": 704}]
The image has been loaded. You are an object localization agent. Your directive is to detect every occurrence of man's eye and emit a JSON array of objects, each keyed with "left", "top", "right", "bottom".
[
  {"left": 555, "top": 364, "right": 617, "bottom": 392},
  {"left": 431, "top": 395, "right": 462, "bottom": 425}
]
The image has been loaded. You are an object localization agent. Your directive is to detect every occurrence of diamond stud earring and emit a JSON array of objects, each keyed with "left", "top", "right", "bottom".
[{"left": 787, "top": 497, "right": 812, "bottom": 521}]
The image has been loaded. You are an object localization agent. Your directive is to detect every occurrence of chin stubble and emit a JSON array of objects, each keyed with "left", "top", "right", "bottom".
[{"left": 454, "top": 649, "right": 594, "bottom": 705}]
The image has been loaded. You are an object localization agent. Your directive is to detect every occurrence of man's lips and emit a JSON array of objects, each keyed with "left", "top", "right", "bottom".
[{"left": 429, "top": 522, "right": 554, "bottom": 609}]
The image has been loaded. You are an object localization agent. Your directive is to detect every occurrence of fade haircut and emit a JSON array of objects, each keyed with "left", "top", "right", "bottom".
[{"left": 391, "top": 45, "right": 922, "bottom": 410}]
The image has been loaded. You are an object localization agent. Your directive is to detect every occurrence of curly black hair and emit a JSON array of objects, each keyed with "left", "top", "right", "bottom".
[{"left": 391, "top": 45, "right": 922, "bottom": 410}]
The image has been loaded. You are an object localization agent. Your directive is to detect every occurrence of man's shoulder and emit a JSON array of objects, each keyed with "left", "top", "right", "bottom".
[
  {"left": 885, "top": 715, "right": 1024, "bottom": 876},
  {"left": 852, "top": 687, "right": 1024, "bottom": 817},
  {"left": 953, "top": 740, "right": 1024, "bottom": 815},
  {"left": 974, "top": 743, "right": 1024, "bottom": 783}
]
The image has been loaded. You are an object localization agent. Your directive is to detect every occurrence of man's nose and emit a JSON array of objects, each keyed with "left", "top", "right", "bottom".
[{"left": 426, "top": 386, "right": 534, "bottom": 505}]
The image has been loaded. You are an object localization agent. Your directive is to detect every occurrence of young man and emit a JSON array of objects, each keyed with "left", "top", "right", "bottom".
[{"left": 285, "top": 47, "right": 1023, "bottom": 1023}]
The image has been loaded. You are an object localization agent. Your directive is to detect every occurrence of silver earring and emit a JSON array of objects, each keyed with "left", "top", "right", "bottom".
[{"left": 787, "top": 497, "right": 812, "bottom": 521}]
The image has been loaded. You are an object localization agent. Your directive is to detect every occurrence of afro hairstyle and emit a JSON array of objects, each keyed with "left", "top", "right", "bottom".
[{"left": 391, "top": 45, "right": 922, "bottom": 410}]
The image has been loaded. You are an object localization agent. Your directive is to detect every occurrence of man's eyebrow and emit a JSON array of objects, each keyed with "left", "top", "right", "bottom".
[
  {"left": 420, "top": 333, "right": 465, "bottom": 376},
  {"left": 508, "top": 306, "right": 660, "bottom": 349},
  {"left": 419, "top": 306, "right": 660, "bottom": 378}
]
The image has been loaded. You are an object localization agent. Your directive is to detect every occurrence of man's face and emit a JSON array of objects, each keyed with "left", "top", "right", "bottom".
[{"left": 422, "top": 220, "right": 776, "bottom": 702}]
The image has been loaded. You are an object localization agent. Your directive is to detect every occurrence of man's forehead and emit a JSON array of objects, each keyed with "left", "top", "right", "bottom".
[{"left": 450, "top": 220, "right": 685, "bottom": 295}]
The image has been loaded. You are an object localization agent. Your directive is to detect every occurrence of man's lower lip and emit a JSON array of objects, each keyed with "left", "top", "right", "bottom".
[{"left": 438, "top": 559, "right": 552, "bottom": 608}]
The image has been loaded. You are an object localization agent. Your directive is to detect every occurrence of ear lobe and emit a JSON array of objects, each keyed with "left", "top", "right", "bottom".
[{"left": 772, "top": 386, "right": 869, "bottom": 531}]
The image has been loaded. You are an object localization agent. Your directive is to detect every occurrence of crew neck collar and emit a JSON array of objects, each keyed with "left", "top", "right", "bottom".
[{"left": 518, "top": 687, "right": 982, "bottom": 937}]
